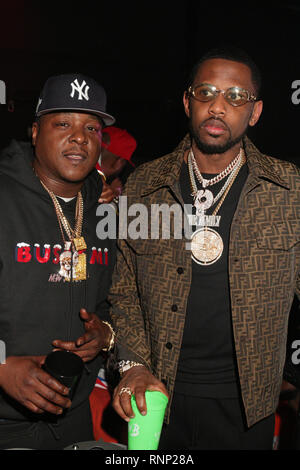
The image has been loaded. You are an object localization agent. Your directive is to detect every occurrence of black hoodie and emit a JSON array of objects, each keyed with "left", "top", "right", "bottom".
[{"left": 0, "top": 140, "right": 116, "bottom": 421}]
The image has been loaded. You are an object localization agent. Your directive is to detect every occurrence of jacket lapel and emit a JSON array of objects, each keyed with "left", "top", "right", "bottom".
[
  {"left": 141, "top": 134, "right": 191, "bottom": 198},
  {"left": 243, "top": 136, "right": 290, "bottom": 191}
]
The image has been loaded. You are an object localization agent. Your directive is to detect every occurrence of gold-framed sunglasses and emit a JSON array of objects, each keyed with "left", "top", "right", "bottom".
[{"left": 188, "top": 83, "right": 257, "bottom": 107}]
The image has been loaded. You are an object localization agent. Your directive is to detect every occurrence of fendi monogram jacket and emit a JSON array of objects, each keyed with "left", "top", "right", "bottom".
[{"left": 109, "top": 134, "right": 300, "bottom": 427}]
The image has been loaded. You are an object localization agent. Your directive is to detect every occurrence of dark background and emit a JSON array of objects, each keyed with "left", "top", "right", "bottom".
[
  {"left": 0, "top": 1, "right": 300, "bottom": 449},
  {"left": 0, "top": 0, "right": 300, "bottom": 166}
]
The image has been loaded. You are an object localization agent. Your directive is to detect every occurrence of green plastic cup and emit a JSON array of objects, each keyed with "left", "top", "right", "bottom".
[{"left": 128, "top": 390, "right": 168, "bottom": 450}]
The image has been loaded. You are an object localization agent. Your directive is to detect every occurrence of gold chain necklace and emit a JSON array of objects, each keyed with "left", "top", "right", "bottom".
[
  {"left": 188, "top": 149, "right": 246, "bottom": 266},
  {"left": 188, "top": 148, "right": 244, "bottom": 214},
  {"left": 40, "top": 180, "right": 87, "bottom": 281},
  {"left": 190, "top": 146, "right": 242, "bottom": 188}
]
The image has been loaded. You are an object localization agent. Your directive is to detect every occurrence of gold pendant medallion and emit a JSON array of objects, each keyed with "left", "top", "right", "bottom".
[
  {"left": 73, "top": 236, "right": 87, "bottom": 251},
  {"left": 72, "top": 237, "right": 87, "bottom": 281},
  {"left": 72, "top": 251, "right": 87, "bottom": 281},
  {"left": 191, "top": 227, "right": 223, "bottom": 266}
]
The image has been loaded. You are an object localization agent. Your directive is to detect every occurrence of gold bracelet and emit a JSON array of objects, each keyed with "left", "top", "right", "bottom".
[{"left": 101, "top": 321, "right": 115, "bottom": 352}]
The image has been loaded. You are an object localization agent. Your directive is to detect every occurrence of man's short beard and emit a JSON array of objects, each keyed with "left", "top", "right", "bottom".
[{"left": 188, "top": 121, "right": 247, "bottom": 155}]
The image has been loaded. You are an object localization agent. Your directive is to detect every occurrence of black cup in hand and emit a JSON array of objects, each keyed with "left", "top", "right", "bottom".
[{"left": 43, "top": 350, "right": 84, "bottom": 399}]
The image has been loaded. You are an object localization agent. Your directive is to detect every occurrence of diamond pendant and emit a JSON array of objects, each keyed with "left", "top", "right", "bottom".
[
  {"left": 59, "top": 242, "right": 72, "bottom": 281},
  {"left": 58, "top": 239, "right": 87, "bottom": 281},
  {"left": 191, "top": 227, "right": 224, "bottom": 266},
  {"left": 193, "top": 189, "right": 214, "bottom": 214}
]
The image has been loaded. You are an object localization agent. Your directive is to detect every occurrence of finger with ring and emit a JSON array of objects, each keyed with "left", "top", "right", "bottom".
[{"left": 119, "top": 386, "right": 132, "bottom": 397}]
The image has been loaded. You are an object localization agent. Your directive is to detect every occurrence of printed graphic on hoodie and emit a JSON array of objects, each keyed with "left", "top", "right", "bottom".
[{"left": 15, "top": 242, "right": 109, "bottom": 283}]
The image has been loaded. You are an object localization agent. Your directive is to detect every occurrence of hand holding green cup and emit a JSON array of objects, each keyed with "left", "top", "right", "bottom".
[{"left": 128, "top": 390, "right": 168, "bottom": 450}]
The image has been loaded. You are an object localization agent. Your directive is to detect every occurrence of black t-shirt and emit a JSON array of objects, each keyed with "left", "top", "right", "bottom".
[{"left": 176, "top": 160, "right": 248, "bottom": 397}]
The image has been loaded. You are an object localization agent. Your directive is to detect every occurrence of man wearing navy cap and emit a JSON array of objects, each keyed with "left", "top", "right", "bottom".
[{"left": 0, "top": 74, "right": 117, "bottom": 449}]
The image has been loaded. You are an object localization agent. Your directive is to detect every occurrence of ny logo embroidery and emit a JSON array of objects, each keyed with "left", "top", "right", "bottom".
[{"left": 70, "top": 79, "right": 90, "bottom": 101}]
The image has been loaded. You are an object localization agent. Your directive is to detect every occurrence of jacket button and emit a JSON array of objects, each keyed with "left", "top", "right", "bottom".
[
  {"left": 177, "top": 267, "right": 184, "bottom": 274},
  {"left": 171, "top": 304, "right": 178, "bottom": 312},
  {"left": 165, "top": 342, "right": 173, "bottom": 350}
]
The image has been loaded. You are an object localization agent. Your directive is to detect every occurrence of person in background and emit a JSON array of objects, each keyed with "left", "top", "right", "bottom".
[
  {"left": 90, "top": 126, "right": 137, "bottom": 444},
  {"left": 97, "top": 126, "right": 137, "bottom": 203}
]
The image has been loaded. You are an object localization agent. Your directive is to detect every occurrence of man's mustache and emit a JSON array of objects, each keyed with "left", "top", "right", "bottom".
[{"left": 201, "top": 117, "right": 229, "bottom": 131}]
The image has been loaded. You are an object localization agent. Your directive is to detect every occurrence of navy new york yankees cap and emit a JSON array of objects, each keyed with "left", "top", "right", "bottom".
[{"left": 35, "top": 73, "right": 115, "bottom": 126}]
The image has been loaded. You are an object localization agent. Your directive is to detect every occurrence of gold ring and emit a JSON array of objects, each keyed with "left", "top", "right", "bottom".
[{"left": 119, "top": 386, "right": 132, "bottom": 397}]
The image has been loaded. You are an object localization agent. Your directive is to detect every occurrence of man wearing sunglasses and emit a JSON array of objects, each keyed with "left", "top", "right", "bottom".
[{"left": 109, "top": 47, "right": 300, "bottom": 450}]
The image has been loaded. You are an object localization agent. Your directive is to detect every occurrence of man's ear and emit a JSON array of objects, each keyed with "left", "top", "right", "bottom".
[
  {"left": 31, "top": 122, "right": 38, "bottom": 146},
  {"left": 249, "top": 100, "right": 263, "bottom": 127},
  {"left": 183, "top": 90, "right": 191, "bottom": 119}
]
